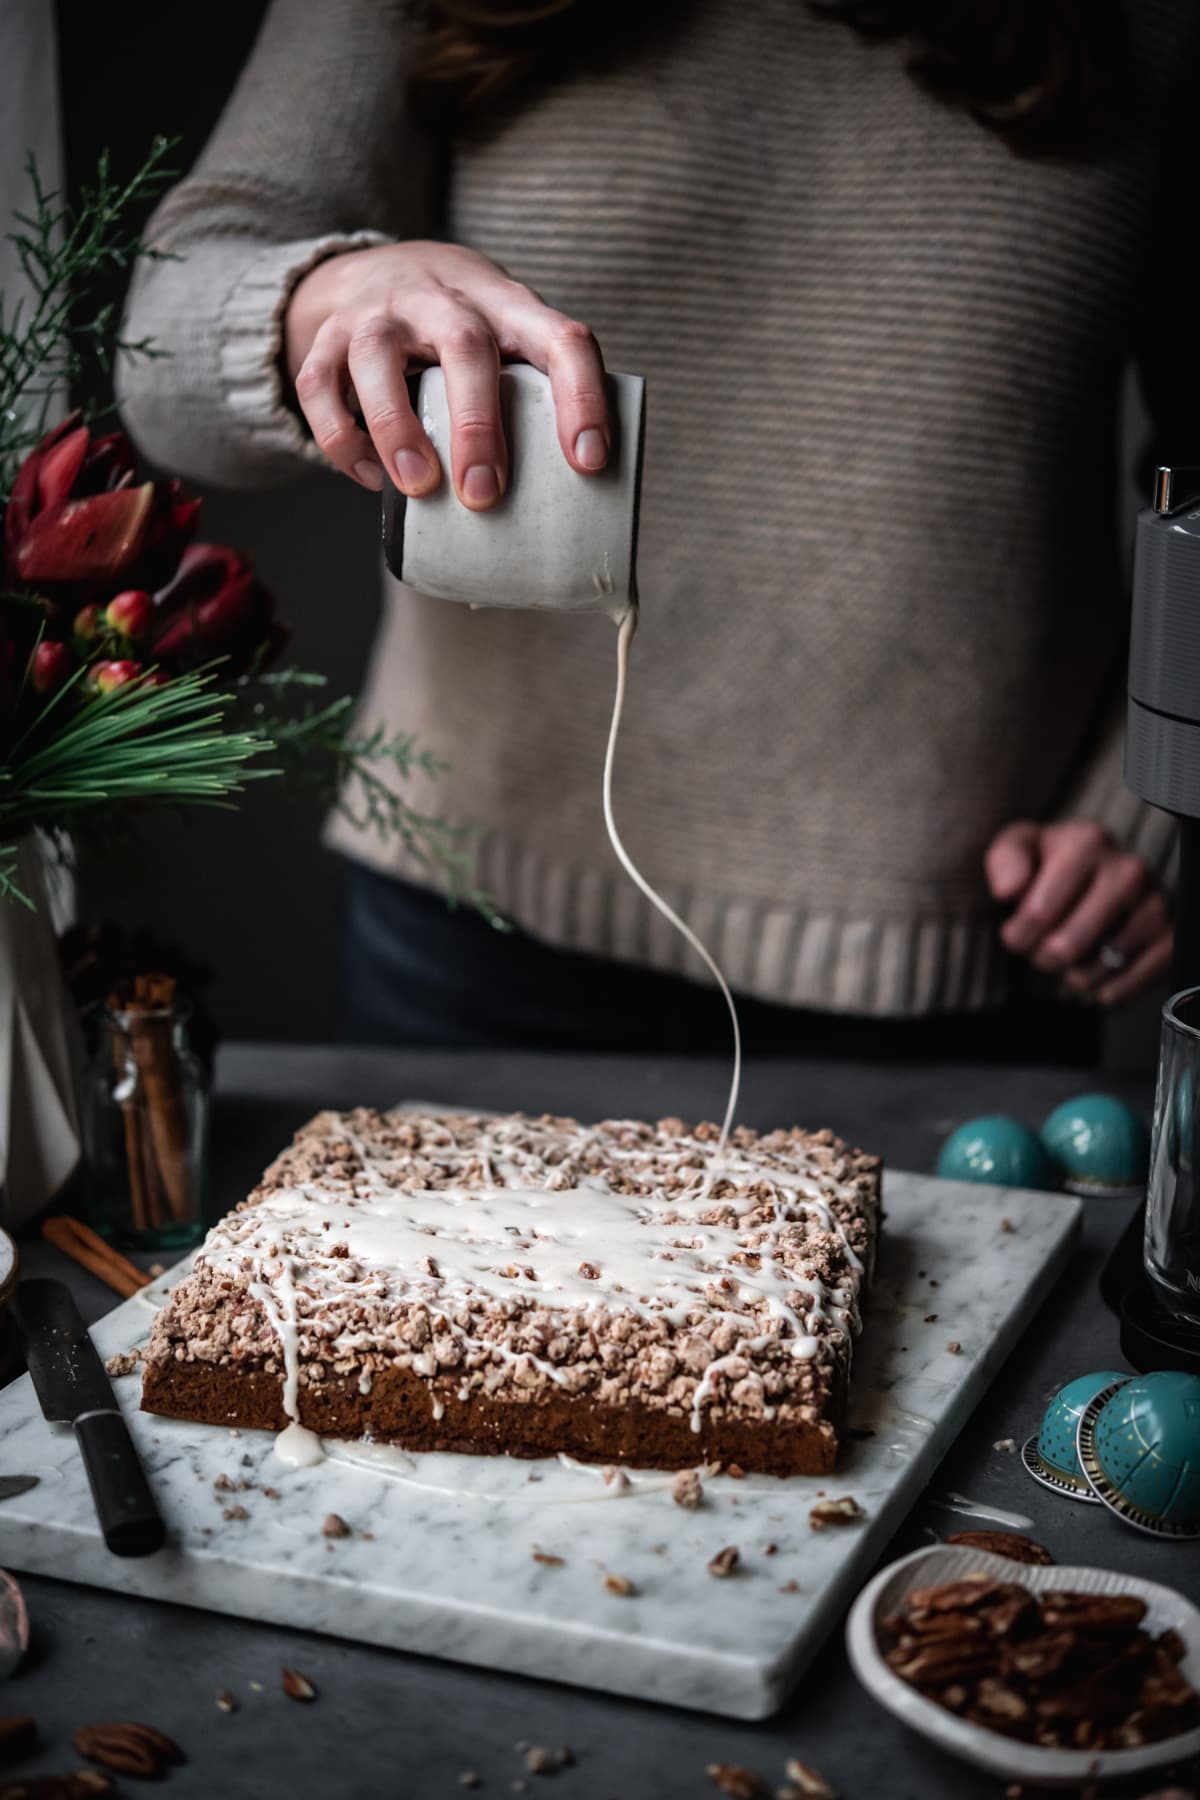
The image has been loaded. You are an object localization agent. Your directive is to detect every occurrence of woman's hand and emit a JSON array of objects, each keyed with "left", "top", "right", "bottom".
[
  {"left": 284, "top": 241, "right": 611, "bottom": 506},
  {"left": 984, "top": 820, "right": 1173, "bottom": 1005}
]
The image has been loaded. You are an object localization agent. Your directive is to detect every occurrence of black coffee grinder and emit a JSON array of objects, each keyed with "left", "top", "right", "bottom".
[{"left": 1102, "top": 464, "right": 1200, "bottom": 1372}]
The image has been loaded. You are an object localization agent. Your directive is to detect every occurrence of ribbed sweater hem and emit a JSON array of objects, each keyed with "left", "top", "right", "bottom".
[{"left": 324, "top": 813, "right": 1013, "bottom": 1016}]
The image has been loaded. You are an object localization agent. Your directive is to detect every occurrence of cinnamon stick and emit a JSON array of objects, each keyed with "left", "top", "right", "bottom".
[
  {"left": 111, "top": 1021, "right": 152, "bottom": 1231},
  {"left": 109, "top": 974, "right": 194, "bottom": 1227},
  {"left": 42, "top": 1215, "right": 151, "bottom": 1299}
]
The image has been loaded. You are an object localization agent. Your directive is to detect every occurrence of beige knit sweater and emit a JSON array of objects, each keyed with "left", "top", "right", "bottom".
[{"left": 117, "top": 0, "right": 1189, "bottom": 1016}]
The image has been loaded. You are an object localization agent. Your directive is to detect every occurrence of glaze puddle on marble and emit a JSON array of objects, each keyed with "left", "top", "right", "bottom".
[{"left": 0, "top": 1168, "right": 1080, "bottom": 1719}]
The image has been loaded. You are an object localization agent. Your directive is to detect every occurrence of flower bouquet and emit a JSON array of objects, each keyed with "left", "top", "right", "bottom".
[{"left": 0, "top": 142, "right": 492, "bottom": 1227}]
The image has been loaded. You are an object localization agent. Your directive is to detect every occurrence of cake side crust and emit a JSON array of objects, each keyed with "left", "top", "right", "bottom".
[{"left": 140, "top": 1355, "right": 839, "bottom": 1476}]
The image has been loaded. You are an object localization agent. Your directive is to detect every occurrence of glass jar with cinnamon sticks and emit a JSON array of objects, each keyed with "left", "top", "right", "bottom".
[{"left": 82, "top": 972, "right": 209, "bottom": 1250}]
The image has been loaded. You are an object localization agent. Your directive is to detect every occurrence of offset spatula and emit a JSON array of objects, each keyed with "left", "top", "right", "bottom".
[{"left": 12, "top": 1279, "right": 164, "bottom": 1556}]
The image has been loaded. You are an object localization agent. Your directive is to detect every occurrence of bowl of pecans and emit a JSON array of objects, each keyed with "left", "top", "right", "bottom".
[{"left": 845, "top": 1544, "right": 1200, "bottom": 1788}]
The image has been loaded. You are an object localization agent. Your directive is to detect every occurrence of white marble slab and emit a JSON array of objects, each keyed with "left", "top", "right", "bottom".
[{"left": 0, "top": 1171, "right": 1080, "bottom": 1719}]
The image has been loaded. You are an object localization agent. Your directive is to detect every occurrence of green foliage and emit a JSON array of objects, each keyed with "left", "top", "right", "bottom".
[{"left": 0, "top": 137, "right": 178, "bottom": 498}]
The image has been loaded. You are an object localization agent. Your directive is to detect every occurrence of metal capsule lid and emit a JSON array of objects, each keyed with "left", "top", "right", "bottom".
[
  {"left": 1022, "top": 1369, "right": 1128, "bottom": 1503},
  {"left": 1076, "top": 1370, "right": 1200, "bottom": 1540}
]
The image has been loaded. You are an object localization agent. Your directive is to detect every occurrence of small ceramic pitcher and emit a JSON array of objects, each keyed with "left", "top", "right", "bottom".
[{"left": 382, "top": 364, "right": 645, "bottom": 619}]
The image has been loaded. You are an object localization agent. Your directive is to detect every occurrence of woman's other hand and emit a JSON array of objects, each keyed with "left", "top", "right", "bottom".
[
  {"left": 984, "top": 820, "right": 1173, "bottom": 1004},
  {"left": 284, "top": 241, "right": 610, "bottom": 506}
]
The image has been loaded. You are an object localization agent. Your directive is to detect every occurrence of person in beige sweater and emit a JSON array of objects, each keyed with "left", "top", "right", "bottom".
[{"left": 118, "top": 0, "right": 1187, "bottom": 1055}]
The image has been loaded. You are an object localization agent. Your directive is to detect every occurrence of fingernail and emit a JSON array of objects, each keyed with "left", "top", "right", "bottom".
[
  {"left": 395, "top": 448, "right": 435, "bottom": 494},
  {"left": 575, "top": 428, "right": 607, "bottom": 471},
  {"left": 354, "top": 459, "right": 383, "bottom": 491},
  {"left": 462, "top": 464, "right": 501, "bottom": 507}
]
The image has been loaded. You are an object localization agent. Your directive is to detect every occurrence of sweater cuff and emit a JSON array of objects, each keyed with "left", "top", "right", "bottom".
[{"left": 217, "top": 232, "right": 390, "bottom": 470}]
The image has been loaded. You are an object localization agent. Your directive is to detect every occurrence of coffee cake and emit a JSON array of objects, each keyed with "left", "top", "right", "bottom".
[{"left": 141, "top": 1109, "right": 881, "bottom": 1474}]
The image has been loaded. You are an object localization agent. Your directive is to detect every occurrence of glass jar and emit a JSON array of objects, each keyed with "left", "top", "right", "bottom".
[
  {"left": 1145, "top": 987, "right": 1200, "bottom": 1325},
  {"left": 82, "top": 1000, "right": 209, "bottom": 1252}
]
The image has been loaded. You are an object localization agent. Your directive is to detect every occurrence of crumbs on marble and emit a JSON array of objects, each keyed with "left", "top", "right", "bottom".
[
  {"left": 763, "top": 1543, "right": 778, "bottom": 1556},
  {"left": 322, "top": 1513, "right": 351, "bottom": 1539},
  {"left": 780, "top": 1580, "right": 800, "bottom": 1593},
  {"left": 671, "top": 1468, "right": 703, "bottom": 1510},
  {"left": 602, "top": 1573, "right": 636, "bottom": 1596},
  {"left": 924, "top": 1314, "right": 938, "bottom": 1323},
  {"left": 708, "top": 1545, "right": 740, "bottom": 1579},
  {"left": 532, "top": 1550, "right": 565, "bottom": 1566},
  {"left": 263, "top": 1487, "right": 280, "bottom": 1500},
  {"left": 222, "top": 1504, "right": 250, "bottom": 1522},
  {"left": 1000, "top": 1217, "right": 1015, "bottom": 1233},
  {"left": 946, "top": 1340, "right": 962, "bottom": 1355},
  {"left": 103, "top": 1347, "right": 143, "bottom": 1377},
  {"left": 809, "top": 1497, "right": 864, "bottom": 1531}
]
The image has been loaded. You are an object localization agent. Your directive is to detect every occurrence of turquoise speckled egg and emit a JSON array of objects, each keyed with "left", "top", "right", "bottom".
[
  {"left": 1078, "top": 1369, "right": 1200, "bottom": 1538},
  {"left": 1022, "top": 1369, "right": 1127, "bottom": 1502},
  {"left": 936, "top": 1116, "right": 1054, "bottom": 1190},
  {"left": 1039, "top": 1094, "right": 1150, "bottom": 1194}
]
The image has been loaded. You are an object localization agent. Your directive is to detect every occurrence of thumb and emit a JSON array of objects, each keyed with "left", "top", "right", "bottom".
[{"left": 985, "top": 820, "right": 1041, "bottom": 902}]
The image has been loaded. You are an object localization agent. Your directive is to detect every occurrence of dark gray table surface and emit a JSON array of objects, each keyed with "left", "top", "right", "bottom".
[{"left": 6, "top": 1044, "right": 1197, "bottom": 1800}]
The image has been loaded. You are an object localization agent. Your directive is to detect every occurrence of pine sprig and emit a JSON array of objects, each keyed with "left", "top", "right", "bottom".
[
  {"left": 0, "top": 137, "right": 178, "bottom": 496},
  {"left": 248, "top": 678, "right": 508, "bottom": 927}
]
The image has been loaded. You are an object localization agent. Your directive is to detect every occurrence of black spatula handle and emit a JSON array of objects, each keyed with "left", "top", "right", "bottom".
[{"left": 74, "top": 1409, "right": 166, "bottom": 1556}]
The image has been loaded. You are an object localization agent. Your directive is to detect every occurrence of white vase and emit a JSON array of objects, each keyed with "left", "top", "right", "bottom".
[{"left": 0, "top": 834, "right": 82, "bottom": 1227}]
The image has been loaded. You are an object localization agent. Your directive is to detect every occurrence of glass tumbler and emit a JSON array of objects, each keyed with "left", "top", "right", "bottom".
[
  {"left": 1145, "top": 987, "right": 1200, "bottom": 1323},
  {"left": 82, "top": 999, "right": 210, "bottom": 1252}
]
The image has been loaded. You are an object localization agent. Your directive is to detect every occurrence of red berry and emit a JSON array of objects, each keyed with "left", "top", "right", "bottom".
[
  {"left": 30, "top": 640, "right": 74, "bottom": 694},
  {"left": 74, "top": 602, "right": 102, "bottom": 640},
  {"left": 104, "top": 587, "right": 154, "bottom": 640},
  {"left": 92, "top": 658, "right": 143, "bottom": 693}
]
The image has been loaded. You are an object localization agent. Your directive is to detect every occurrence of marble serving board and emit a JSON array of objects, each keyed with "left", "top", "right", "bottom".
[{"left": 0, "top": 1170, "right": 1081, "bottom": 1720}]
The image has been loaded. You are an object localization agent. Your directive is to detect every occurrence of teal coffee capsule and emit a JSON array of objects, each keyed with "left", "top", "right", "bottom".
[
  {"left": 936, "top": 1116, "right": 1054, "bottom": 1190},
  {"left": 1040, "top": 1094, "right": 1150, "bottom": 1197},
  {"left": 1077, "top": 1369, "right": 1200, "bottom": 1539},
  {"left": 1022, "top": 1370, "right": 1127, "bottom": 1503}
]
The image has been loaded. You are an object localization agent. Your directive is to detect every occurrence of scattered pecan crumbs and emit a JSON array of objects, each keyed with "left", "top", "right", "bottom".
[
  {"left": 72, "top": 1721, "right": 182, "bottom": 1779},
  {"left": 215, "top": 1690, "right": 238, "bottom": 1714},
  {"left": 726, "top": 1464, "right": 747, "bottom": 1480},
  {"left": 222, "top": 1505, "right": 250, "bottom": 1522},
  {"left": 780, "top": 1580, "right": 800, "bottom": 1594},
  {"left": 708, "top": 1546, "right": 741, "bottom": 1579},
  {"left": 946, "top": 1341, "right": 962, "bottom": 1355},
  {"left": 322, "top": 1513, "right": 351, "bottom": 1539},
  {"left": 212, "top": 1474, "right": 233, "bottom": 1492},
  {"left": 603, "top": 1574, "right": 636, "bottom": 1596},
  {"left": 809, "top": 1497, "right": 864, "bottom": 1531},
  {"left": 102, "top": 1350, "right": 141, "bottom": 1378},
  {"left": 945, "top": 1531, "right": 1054, "bottom": 1567},
  {"left": 1000, "top": 1218, "right": 1014, "bottom": 1233},
  {"left": 672, "top": 1469, "right": 704, "bottom": 1510},
  {"left": 523, "top": 1745, "right": 573, "bottom": 1775},
  {"left": 783, "top": 1758, "right": 838, "bottom": 1798},
  {"left": 763, "top": 1543, "right": 778, "bottom": 1556},
  {"left": 707, "top": 1764, "right": 767, "bottom": 1798},
  {"left": 532, "top": 1552, "right": 564, "bottom": 1567},
  {"left": 924, "top": 1314, "right": 938, "bottom": 1324},
  {"left": 281, "top": 1668, "right": 317, "bottom": 1702},
  {"left": 262, "top": 1487, "right": 280, "bottom": 1500},
  {"left": 0, "top": 1714, "right": 38, "bottom": 1762},
  {"left": 881, "top": 1579, "right": 1199, "bottom": 1748}
]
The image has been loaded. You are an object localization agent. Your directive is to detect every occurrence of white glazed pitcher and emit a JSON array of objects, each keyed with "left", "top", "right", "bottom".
[{"left": 382, "top": 364, "right": 645, "bottom": 618}]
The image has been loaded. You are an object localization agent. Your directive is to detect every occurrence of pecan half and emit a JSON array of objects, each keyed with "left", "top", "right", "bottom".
[
  {"left": 72, "top": 1721, "right": 182, "bottom": 1778},
  {"left": 708, "top": 1546, "right": 740, "bottom": 1579},
  {"left": 282, "top": 1668, "right": 318, "bottom": 1702},
  {"left": 706, "top": 1764, "right": 766, "bottom": 1798},
  {"left": 808, "top": 1497, "right": 864, "bottom": 1531},
  {"left": 945, "top": 1530, "right": 1053, "bottom": 1566},
  {"left": 782, "top": 1757, "right": 838, "bottom": 1797}
]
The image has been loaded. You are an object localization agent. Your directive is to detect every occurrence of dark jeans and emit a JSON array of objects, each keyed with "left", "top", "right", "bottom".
[{"left": 342, "top": 864, "right": 1103, "bottom": 1064}]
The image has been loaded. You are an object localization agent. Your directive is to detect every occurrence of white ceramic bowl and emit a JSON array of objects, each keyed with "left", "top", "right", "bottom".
[{"left": 845, "top": 1544, "right": 1200, "bottom": 1789}]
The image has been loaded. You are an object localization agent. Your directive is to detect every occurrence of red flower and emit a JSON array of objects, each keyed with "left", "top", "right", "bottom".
[
  {"left": 5, "top": 415, "right": 199, "bottom": 601},
  {"left": 151, "top": 543, "right": 286, "bottom": 676}
]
